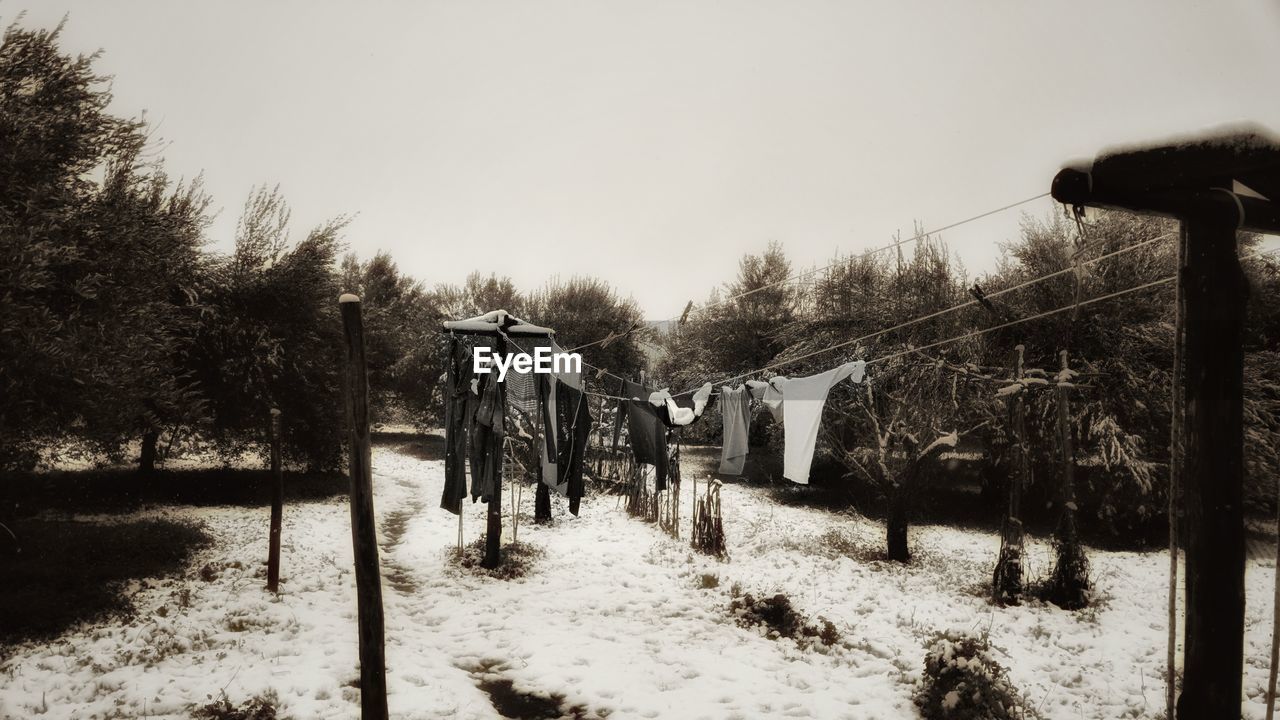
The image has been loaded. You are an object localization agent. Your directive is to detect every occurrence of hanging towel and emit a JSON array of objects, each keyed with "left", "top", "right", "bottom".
[
  {"left": 772, "top": 361, "right": 867, "bottom": 484},
  {"left": 718, "top": 384, "right": 751, "bottom": 475},
  {"left": 555, "top": 382, "right": 593, "bottom": 515},
  {"left": 441, "top": 338, "right": 471, "bottom": 514}
]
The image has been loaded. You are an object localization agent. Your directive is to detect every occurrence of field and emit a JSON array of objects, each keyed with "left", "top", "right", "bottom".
[{"left": 2, "top": 434, "right": 1278, "bottom": 720}]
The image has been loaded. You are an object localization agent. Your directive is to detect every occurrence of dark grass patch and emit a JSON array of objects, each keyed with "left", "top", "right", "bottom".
[
  {"left": 477, "top": 678, "right": 593, "bottom": 720},
  {"left": 465, "top": 658, "right": 603, "bottom": 719},
  {"left": 448, "top": 536, "right": 545, "bottom": 580},
  {"left": 1, "top": 467, "right": 346, "bottom": 514},
  {"left": 372, "top": 430, "right": 445, "bottom": 462},
  {"left": 0, "top": 518, "right": 210, "bottom": 645},
  {"left": 728, "top": 591, "right": 841, "bottom": 651}
]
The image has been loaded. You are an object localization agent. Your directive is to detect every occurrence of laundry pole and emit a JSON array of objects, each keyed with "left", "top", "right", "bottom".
[{"left": 1051, "top": 127, "right": 1280, "bottom": 718}]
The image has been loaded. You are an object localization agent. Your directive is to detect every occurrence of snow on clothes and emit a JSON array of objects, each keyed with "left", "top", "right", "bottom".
[
  {"left": 718, "top": 384, "right": 751, "bottom": 476},
  {"left": 767, "top": 361, "right": 867, "bottom": 484}
]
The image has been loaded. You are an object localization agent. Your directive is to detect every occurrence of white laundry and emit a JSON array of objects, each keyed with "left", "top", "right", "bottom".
[
  {"left": 647, "top": 383, "right": 713, "bottom": 426},
  {"left": 769, "top": 361, "right": 867, "bottom": 484},
  {"left": 746, "top": 378, "right": 785, "bottom": 422}
]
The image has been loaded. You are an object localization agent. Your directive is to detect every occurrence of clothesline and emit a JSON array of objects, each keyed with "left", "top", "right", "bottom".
[
  {"left": 558, "top": 191, "right": 1055, "bottom": 366},
  {"left": 666, "top": 230, "right": 1179, "bottom": 396},
  {"left": 484, "top": 241, "right": 1276, "bottom": 409},
  {"left": 552, "top": 227, "right": 1176, "bottom": 395},
  {"left": 713, "top": 192, "right": 1052, "bottom": 312}
]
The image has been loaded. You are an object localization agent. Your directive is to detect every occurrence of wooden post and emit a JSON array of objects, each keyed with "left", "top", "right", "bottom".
[
  {"left": 993, "top": 344, "right": 1026, "bottom": 604},
  {"left": 1268, "top": 483, "right": 1280, "bottom": 720},
  {"left": 267, "top": 408, "right": 283, "bottom": 593},
  {"left": 1168, "top": 225, "right": 1187, "bottom": 720},
  {"left": 482, "top": 333, "right": 507, "bottom": 569},
  {"left": 339, "top": 294, "right": 389, "bottom": 720},
  {"left": 1056, "top": 351, "right": 1077, "bottom": 545},
  {"left": 1176, "top": 208, "right": 1248, "bottom": 719}
]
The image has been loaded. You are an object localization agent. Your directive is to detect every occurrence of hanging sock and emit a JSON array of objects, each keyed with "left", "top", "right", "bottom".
[
  {"left": 770, "top": 361, "right": 867, "bottom": 484},
  {"left": 649, "top": 383, "right": 714, "bottom": 427},
  {"left": 718, "top": 384, "right": 751, "bottom": 475}
]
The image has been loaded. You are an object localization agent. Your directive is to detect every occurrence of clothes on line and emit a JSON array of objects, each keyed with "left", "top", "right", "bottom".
[
  {"left": 769, "top": 361, "right": 867, "bottom": 484},
  {"left": 469, "top": 364, "right": 506, "bottom": 502},
  {"left": 718, "top": 384, "right": 751, "bottom": 476},
  {"left": 621, "top": 379, "right": 670, "bottom": 491},
  {"left": 539, "top": 341, "right": 581, "bottom": 494},
  {"left": 649, "top": 383, "right": 714, "bottom": 427},
  {"left": 441, "top": 337, "right": 471, "bottom": 514},
  {"left": 555, "top": 381, "right": 593, "bottom": 516}
]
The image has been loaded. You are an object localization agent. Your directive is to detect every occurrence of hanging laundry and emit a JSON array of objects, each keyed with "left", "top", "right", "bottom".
[
  {"left": 441, "top": 338, "right": 471, "bottom": 514},
  {"left": 469, "top": 360, "right": 507, "bottom": 502},
  {"left": 611, "top": 377, "right": 626, "bottom": 452},
  {"left": 747, "top": 378, "right": 785, "bottom": 423},
  {"left": 718, "top": 384, "right": 751, "bottom": 476},
  {"left": 649, "top": 383, "right": 714, "bottom": 427},
  {"left": 540, "top": 370, "right": 567, "bottom": 494},
  {"left": 555, "top": 381, "right": 593, "bottom": 516},
  {"left": 771, "top": 361, "right": 867, "bottom": 484},
  {"left": 621, "top": 379, "right": 670, "bottom": 491}
]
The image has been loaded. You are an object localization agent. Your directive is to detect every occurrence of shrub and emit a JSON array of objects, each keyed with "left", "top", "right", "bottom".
[
  {"left": 915, "top": 633, "right": 1041, "bottom": 720},
  {"left": 728, "top": 592, "right": 840, "bottom": 650},
  {"left": 191, "top": 691, "right": 278, "bottom": 720}
]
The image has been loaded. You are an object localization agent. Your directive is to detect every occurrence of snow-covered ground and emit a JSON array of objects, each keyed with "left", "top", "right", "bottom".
[{"left": 2, "top": 441, "right": 1278, "bottom": 719}]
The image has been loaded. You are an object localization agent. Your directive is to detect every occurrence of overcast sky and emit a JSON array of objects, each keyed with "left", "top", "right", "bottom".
[{"left": 18, "top": 1, "right": 1280, "bottom": 318}]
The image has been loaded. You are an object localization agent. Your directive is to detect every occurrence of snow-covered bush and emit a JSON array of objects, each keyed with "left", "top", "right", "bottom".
[
  {"left": 915, "top": 633, "right": 1040, "bottom": 720},
  {"left": 729, "top": 592, "right": 840, "bottom": 650}
]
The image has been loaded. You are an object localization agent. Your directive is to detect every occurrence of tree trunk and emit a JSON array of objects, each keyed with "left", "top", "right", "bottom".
[
  {"left": 535, "top": 480, "right": 551, "bottom": 522},
  {"left": 886, "top": 484, "right": 910, "bottom": 562},
  {"left": 138, "top": 429, "right": 160, "bottom": 475}
]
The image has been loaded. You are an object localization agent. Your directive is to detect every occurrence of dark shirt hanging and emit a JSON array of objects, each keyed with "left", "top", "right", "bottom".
[
  {"left": 440, "top": 338, "right": 470, "bottom": 514},
  {"left": 621, "top": 380, "right": 670, "bottom": 491},
  {"left": 468, "top": 358, "right": 505, "bottom": 504},
  {"left": 556, "top": 382, "right": 593, "bottom": 515}
]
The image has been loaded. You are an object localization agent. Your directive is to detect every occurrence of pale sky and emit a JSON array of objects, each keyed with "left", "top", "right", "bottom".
[{"left": 19, "top": 1, "right": 1280, "bottom": 318}]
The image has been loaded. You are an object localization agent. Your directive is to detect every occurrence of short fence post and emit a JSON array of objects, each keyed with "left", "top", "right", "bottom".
[{"left": 339, "top": 294, "right": 389, "bottom": 720}]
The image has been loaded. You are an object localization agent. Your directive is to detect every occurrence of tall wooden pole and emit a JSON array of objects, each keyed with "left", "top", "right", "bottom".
[
  {"left": 339, "top": 294, "right": 389, "bottom": 720},
  {"left": 1056, "top": 351, "right": 1077, "bottom": 545},
  {"left": 1176, "top": 207, "right": 1247, "bottom": 719},
  {"left": 267, "top": 407, "right": 283, "bottom": 593},
  {"left": 994, "top": 344, "right": 1027, "bottom": 604},
  {"left": 1168, "top": 224, "right": 1187, "bottom": 720}
]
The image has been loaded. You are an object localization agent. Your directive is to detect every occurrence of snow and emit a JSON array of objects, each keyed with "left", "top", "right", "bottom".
[{"left": 3, "top": 442, "right": 1279, "bottom": 719}]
